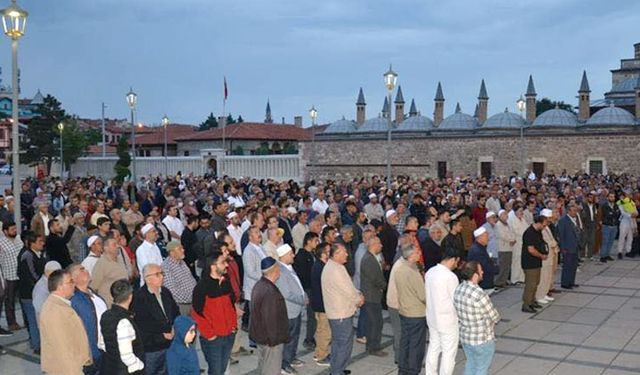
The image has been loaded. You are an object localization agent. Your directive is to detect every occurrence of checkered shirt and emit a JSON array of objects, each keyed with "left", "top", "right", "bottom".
[
  {"left": 453, "top": 281, "right": 500, "bottom": 345},
  {"left": 0, "top": 235, "right": 24, "bottom": 280}
]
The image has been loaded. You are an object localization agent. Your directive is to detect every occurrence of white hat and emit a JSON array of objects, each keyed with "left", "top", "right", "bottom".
[
  {"left": 498, "top": 209, "right": 506, "bottom": 217},
  {"left": 287, "top": 207, "right": 297, "bottom": 215},
  {"left": 473, "top": 227, "right": 487, "bottom": 238},
  {"left": 347, "top": 195, "right": 356, "bottom": 200},
  {"left": 276, "top": 244, "right": 293, "bottom": 258},
  {"left": 141, "top": 223, "right": 155, "bottom": 235},
  {"left": 87, "top": 235, "right": 100, "bottom": 247},
  {"left": 44, "top": 261, "right": 62, "bottom": 273},
  {"left": 485, "top": 211, "right": 497, "bottom": 219},
  {"left": 541, "top": 208, "right": 553, "bottom": 218},
  {"left": 368, "top": 193, "right": 377, "bottom": 200},
  {"left": 227, "top": 212, "right": 238, "bottom": 220},
  {"left": 385, "top": 209, "right": 397, "bottom": 219}
]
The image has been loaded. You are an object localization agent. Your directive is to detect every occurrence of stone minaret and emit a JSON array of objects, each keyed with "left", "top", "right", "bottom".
[
  {"left": 525, "top": 75, "right": 537, "bottom": 123},
  {"left": 578, "top": 70, "right": 591, "bottom": 121},
  {"left": 635, "top": 78, "right": 640, "bottom": 120},
  {"left": 477, "top": 79, "right": 488, "bottom": 124},
  {"left": 409, "top": 98, "right": 418, "bottom": 117},
  {"left": 434, "top": 82, "right": 445, "bottom": 126},
  {"left": 265, "top": 100, "right": 273, "bottom": 123},
  {"left": 356, "top": 87, "right": 366, "bottom": 126},
  {"left": 395, "top": 85, "right": 405, "bottom": 124}
]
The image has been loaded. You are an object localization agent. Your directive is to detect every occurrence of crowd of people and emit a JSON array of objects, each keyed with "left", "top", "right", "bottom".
[{"left": 0, "top": 169, "right": 636, "bottom": 375}]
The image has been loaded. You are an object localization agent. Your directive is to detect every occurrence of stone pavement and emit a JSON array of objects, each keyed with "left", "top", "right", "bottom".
[{"left": 2, "top": 256, "right": 640, "bottom": 374}]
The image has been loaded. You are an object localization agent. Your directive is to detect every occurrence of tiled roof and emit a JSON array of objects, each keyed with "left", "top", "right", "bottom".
[
  {"left": 86, "top": 144, "right": 117, "bottom": 155},
  {"left": 175, "top": 122, "right": 317, "bottom": 142},
  {"left": 135, "top": 124, "right": 198, "bottom": 145}
]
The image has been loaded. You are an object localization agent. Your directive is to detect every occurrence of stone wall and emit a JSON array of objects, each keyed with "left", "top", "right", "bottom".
[{"left": 302, "top": 132, "right": 640, "bottom": 180}]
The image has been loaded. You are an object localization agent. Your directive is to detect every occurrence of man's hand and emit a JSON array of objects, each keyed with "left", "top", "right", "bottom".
[
  {"left": 207, "top": 335, "right": 218, "bottom": 341},
  {"left": 357, "top": 295, "right": 365, "bottom": 307},
  {"left": 163, "top": 328, "right": 175, "bottom": 340},
  {"left": 541, "top": 254, "right": 548, "bottom": 260}
]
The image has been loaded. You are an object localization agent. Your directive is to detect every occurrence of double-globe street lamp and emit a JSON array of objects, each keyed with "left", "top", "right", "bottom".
[
  {"left": 126, "top": 88, "right": 137, "bottom": 202},
  {"left": 516, "top": 95, "right": 526, "bottom": 176},
  {"left": 162, "top": 114, "right": 169, "bottom": 177},
  {"left": 58, "top": 122, "right": 64, "bottom": 179},
  {"left": 383, "top": 65, "right": 397, "bottom": 188},
  {"left": 1, "top": 0, "right": 27, "bottom": 233},
  {"left": 308, "top": 105, "right": 317, "bottom": 180}
]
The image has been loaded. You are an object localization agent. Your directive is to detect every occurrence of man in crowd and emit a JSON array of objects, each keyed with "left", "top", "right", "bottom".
[
  {"left": 40, "top": 269, "right": 93, "bottom": 374},
  {"left": 521, "top": 214, "right": 549, "bottom": 313},
  {"left": 291, "top": 210, "right": 309, "bottom": 251},
  {"left": 136, "top": 223, "right": 164, "bottom": 285},
  {"left": 0, "top": 221, "right": 24, "bottom": 332},
  {"left": 18, "top": 234, "right": 46, "bottom": 354},
  {"left": 558, "top": 203, "right": 580, "bottom": 290},
  {"left": 495, "top": 210, "right": 515, "bottom": 287},
  {"left": 467, "top": 227, "right": 499, "bottom": 292},
  {"left": 243, "top": 226, "right": 268, "bottom": 336},
  {"left": 310, "top": 242, "right": 331, "bottom": 367},
  {"left": 45, "top": 218, "right": 75, "bottom": 268},
  {"left": 82, "top": 235, "right": 104, "bottom": 275},
  {"left": 180, "top": 215, "right": 200, "bottom": 277},
  {"left": 599, "top": 192, "right": 620, "bottom": 262},
  {"left": 364, "top": 193, "right": 384, "bottom": 222},
  {"left": 453, "top": 261, "right": 501, "bottom": 375},
  {"left": 162, "top": 240, "right": 197, "bottom": 315},
  {"left": 360, "top": 236, "right": 388, "bottom": 357},
  {"left": 32, "top": 261, "right": 61, "bottom": 319},
  {"left": 293, "top": 232, "right": 319, "bottom": 350},
  {"left": 379, "top": 210, "right": 400, "bottom": 269},
  {"left": 91, "top": 237, "right": 129, "bottom": 306}
]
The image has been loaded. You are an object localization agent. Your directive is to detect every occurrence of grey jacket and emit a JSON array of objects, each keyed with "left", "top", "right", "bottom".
[
  {"left": 360, "top": 251, "right": 386, "bottom": 304},
  {"left": 275, "top": 263, "right": 306, "bottom": 319},
  {"left": 242, "top": 242, "right": 266, "bottom": 300}
]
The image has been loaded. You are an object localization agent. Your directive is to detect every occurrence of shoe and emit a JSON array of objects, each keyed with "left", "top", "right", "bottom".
[
  {"left": 232, "top": 346, "right": 253, "bottom": 356},
  {"left": 8, "top": 323, "right": 22, "bottom": 331},
  {"left": 532, "top": 302, "right": 543, "bottom": 308},
  {"left": 561, "top": 285, "right": 573, "bottom": 290},
  {"left": 368, "top": 350, "right": 388, "bottom": 357},
  {"left": 355, "top": 336, "right": 367, "bottom": 344},
  {"left": 290, "top": 359, "right": 305, "bottom": 368},
  {"left": 249, "top": 342, "right": 257, "bottom": 349},
  {"left": 316, "top": 357, "right": 330, "bottom": 366},
  {"left": 607, "top": 256, "right": 615, "bottom": 261},
  {"left": 600, "top": 257, "right": 607, "bottom": 263},
  {"left": 548, "top": 289, "right": 561, "bottom": 294},
  {"left": 0, "top": 328, "right": 13, "bottom": 337},
  {"left": 229, "top": 357, "right": 239, "bottom": 365},
  {"left": 281, "top": 366, "right": 297, "bottom": 374},
  {"left": 618, "top": 253, "right": 623, "bottom": 260},
  {"left": 590, "top": 256, "right": 600, "bottom": 261},
  {"left": 626, "top": 253, "right": 636, "bottom": 258},
  {"left": 343, "top": 371, "right": 351, "bottom": 374},
  {"left": 544, "top": 295, "right": 555, "bottom": 302},
  {"left": 536, "top": 299, "right": 549, "bottom": 305},
  {"left": 522, "top": 305, "right": 536, "bottom": 313},
  {"left": 572, "top": 284, "right": 580, "bottom": 288}
]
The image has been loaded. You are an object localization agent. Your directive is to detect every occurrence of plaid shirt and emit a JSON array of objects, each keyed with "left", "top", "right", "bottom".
[
  {"left": 0, "top": 235, "right": 24, "bottom": 280},
  {"left": 161, "top": 256, "right": 197, "bottom": 304},
  {"left": 453, "top": 281, "right": 500, "bottom": 345}
]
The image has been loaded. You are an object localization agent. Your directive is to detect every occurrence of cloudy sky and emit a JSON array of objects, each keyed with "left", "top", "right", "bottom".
[{"left": 4, "top": 0, "right": 639, "bottom": 127}]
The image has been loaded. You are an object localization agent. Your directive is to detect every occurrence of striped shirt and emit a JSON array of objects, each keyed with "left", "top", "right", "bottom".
[
  {"left": 0, "top": 235, "right": 24, "bottom": 280},
  {"left": 453, "top": 281, "right": 500, "bottom": 345}
]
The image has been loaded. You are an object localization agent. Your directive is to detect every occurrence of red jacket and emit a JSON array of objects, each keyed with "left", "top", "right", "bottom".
[
  {"left": 227, "top": 258, "right": 242, "bottom": 301},
  {"left": 191, "top": 276, "right": 238, "bottom": 339}
]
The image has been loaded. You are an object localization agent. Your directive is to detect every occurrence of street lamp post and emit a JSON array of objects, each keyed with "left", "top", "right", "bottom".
[
  {"left": 58, "top": 122, "right": 63, "bottom": 179},
  {"left": 162, "top": 114, "right": 169, "bottom": 178},
  {"left": 383, "top": 64, "right": 397, "bottom": 188},
  {"left": 126, "top": 88, "right": 137, "bottom": 203},
  {"left": 516, "top": 95, "right": 526, "bottom": 176},
  {"left": 309, "top": 106, "right": 317, "bottom": 181},
  {"left": 1, "top": 0, "right": 27, "bottom": 234}
]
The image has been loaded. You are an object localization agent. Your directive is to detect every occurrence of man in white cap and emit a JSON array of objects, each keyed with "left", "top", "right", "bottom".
[
  {"left": 364, "top": 193, "right": 384, "bottom": 222},
  {"left": 467, "top": 227, "right": 499, "bottom": 292},
  {"left": 536, "top": 208, "right": 557, "bottom": 305},
  {"left": 379, "top": 209, "right": 400, "bottom": 270},
  {"left": 481, "top": 211, "right": 499, "bottom": 261},
  {"left": 274, "top": 244, "right": 306, "bottom": 374},
  {"left": 136, "top": 223, "right": 163, "bottom": 286},
  {"left": 227, "top": 211, "right": 244, "bottom": 255},
  {"left": 81, "top": 236, "right": 104, "bottom": 276},
  {"left": 32, "top": 261, "right": 62, "bottom": 319}
]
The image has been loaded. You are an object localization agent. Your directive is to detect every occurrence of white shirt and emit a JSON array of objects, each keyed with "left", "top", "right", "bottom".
[
  {"left": 41, "top": 212, "right": 51, "bottom": 236},
  {"left": 312, "top": 199, "right": 329, "bottom": 215},
  {"left": 425, "top": 263, "right": 459, "bottom": 333},
  {"left": 228, "top": 195, "right": 245, "bottom": 208},
  {"left": 89, "top": 291, "right": 108, "bottom": 346},
  {"left": 162, "top": 215, "right": 184, "bottom": 238},
  {"left": 136, "top": 240, "right": 163, "bottom": 285},
  {"left": 227, "top": 223, "right": 244, "bottom": 255},
  {"left": 81, "top": 252, "right": 102, "bottom": 276}
]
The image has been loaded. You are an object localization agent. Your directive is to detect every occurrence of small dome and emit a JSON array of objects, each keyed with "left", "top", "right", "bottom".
[
  {"left": 323, "top": 118, "right": 357, "bottom": 133},
  {"left": 396, "top": 115, "right": 434, "bottom": 132},
  {"left": 532, "top": 109, "right": 578, "bottom": 127},
  {"left": 438, "top": 112, "right": 478, "bottom": 130},
  {"left": 611, "top": 77, "right": 639, "bottom": 93},
  {"left": 358, "top": 116, "right": 392, "bottom": 132},
  {"left": 585, "top": 106, "right": 635, "bottom": 126},
  {"left": 482, "top": 108, "right": 526, "bottom": 129}
]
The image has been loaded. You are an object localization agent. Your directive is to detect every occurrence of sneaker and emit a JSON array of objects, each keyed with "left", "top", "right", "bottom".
[
  {"left": 290, "top": 359, "right": 305, "bottom": 368},
  {"left": 536, "top": 299, "right": 549, "bottom": 305},
  {"left": 543, "top": 295, "right": 555, "bottom": 302},
  {"left": 355, "top": 337, "right": 367, "bottom": 344},
  {"left": 0, "top": 328, "right": 12, "bottom": 337},
  {"left": 600, "top": 257, "right": 607, "bottom": 263},
  {"left": 281, "top": 366, "right": 297, "bottom": 374},
  {"left": 316, "top": 357, "right": 330, "bottom": 367},
  {"left": 229, "top": 357, "right": 239, "bottom": 365}
]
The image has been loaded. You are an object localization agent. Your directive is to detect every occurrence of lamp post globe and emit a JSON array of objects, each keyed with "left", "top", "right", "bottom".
[
  {"left": 58, "top": 122, "right": 64, "bottom": 179},
  {"left": 516, "top": 95, "right": 525, "bottom": 114},
  {"left": 383, "top": 64, "right": 397, "bottom": 188},
  {"left": 1, "top": 0, "right": 27, "bottom": 39},
  {"left": 126, "top": 87, "right": 138, "bottom": 202},
  {"left": 516, "top": 95, "right": 526, "bottom": 176},
  {"left": 308, "top": 106, "right": 317, "bottom": 180},
  {"left": 162, "top": 114, "right": 169, "bottom": 177}
]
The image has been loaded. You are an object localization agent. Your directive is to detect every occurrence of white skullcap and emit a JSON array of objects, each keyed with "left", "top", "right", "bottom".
[
  {"left": 347, "top": 195, "right": 356, "bottom": 200},
  {"left": 287, "top": 207, "right": 297, "bottom": 215},
  {"left": 141, "top": 223, "right": 155, "bottom": 235},
  {"left": 498, "top": 209, "right": 506, "bottom": 217},
  {"left": 541, "top": 208, "right": 553, "bottom": 218},
  {"left": 87, "top": 235, "right": 100, "bottom": 247},
  {"left": 44, "top": 261, "right": 62, "bottom": 273},
  {"left": 368, "top": 193, "right": 377, "bottom": 200},
  {"left": 227, "top": 212, "right": 238, "bottom": 220},
  {"left": 385, "top": 209, "right": 397, "bottom": 219},
  {"left": 276, "top": 244, "right": 293, "bottom": 258},
  {"left": 485, "top": 211, "right": 497, "bottom": 219},
  {"left": 473, "top": 227, "right": 487, "bottom": 238}
]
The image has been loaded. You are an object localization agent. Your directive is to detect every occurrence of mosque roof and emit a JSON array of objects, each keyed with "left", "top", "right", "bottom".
[
  {"left": 324, "top": 118, "right": 358, "bottom": 133},
  {"left": 358, "top": 116, "right": 391, "bottom": 132},
  {"left": 585, "top": 106, "right": 636, "bottom": 126},
  {"left": 532, "top": 108, "right": 578, "bottom": 127},
  {"left": 481, "top": 108, "right": 526, "bottom": 129},
  {"left": 439, "top": 110, "right": 478, "bottom": 130},
  {"left": 396, "top": 115, "right": 434, "bottom": 132}
]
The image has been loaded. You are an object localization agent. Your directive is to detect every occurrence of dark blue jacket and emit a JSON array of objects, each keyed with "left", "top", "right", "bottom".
[
  {"left": 70, "top": 288, "right": 104, "bottom": 361},
  {"left": 166, "top": 315, "right": 200, "bottom": 375},
  {"left": 557, "top": 215, "right": 579, "bottom": 253},
  {"left": 467, "top": 241, "right": 498, "bottom": 290},
  {"left": 310, "top": 260, "right": 325, "bottom": 313}
]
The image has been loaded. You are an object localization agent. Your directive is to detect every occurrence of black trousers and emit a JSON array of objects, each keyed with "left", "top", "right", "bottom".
[
  {"left": 399, "top": 315, "right": 427, "bottom": 375},
  {"left": 364, "top": 302, "right": 383, "bottom": 352}
]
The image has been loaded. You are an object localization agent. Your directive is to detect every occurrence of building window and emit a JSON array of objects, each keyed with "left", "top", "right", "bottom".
[
  {"left": 184, "top": 151, "right": 190, "bottom": 156},
  {"left": 0, "top": 129, "right": 5, "bottom": 140},
  {"left": 588, "top": 159, "right": 604, "bottom": 175},
  {"left": 480, "top": 162, "right": 492, "bottom": 178},
  {"left": 437, "top": 161, "right": 447, "bottom": 179},
  {"left": 532, "top": 162, "right": 545, "bottom": 177}
]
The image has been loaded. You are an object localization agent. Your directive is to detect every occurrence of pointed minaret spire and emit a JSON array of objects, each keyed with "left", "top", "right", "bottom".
[
  {"left": 394, "top": 86, "right": 405, "bottom": 104},
  {"left": 477, "top": 79, "right": 489, "bottom": 123},
  {"left": 357, "top": 87, "right": 366, "bottom": 105},
  {"left": 356, "top": 87, "right": 366, "bottom": 126},
  {"left": 525, "top": 75, "right": 537, "bottom": 123},
  {"left": 473, "top": 104, "right": 479, "bottom": 118},
  {"left": 409, "top": 99, "right": 418, "bottom": 117},
  {"left": 435, "top": 82, "right": 444, "bottom": 101},
  {"left": 264, "top": 99, "right": 273, "bottom": 123},
  {"left": 394, "top": 86, "right": 405, "bottom": 123},
  {"left": 579, "top": 70, "right": 590, "bottom": 93},
  {"left": 455, "top": 102, "right": 461, "bottom": 113},
  {"left": 526, "top": 75, "right": 536, "bottom": 95},
  {"left": 382, "top": 96, "right": 390, "bottom": 118},
  {"left": 434, "top": 82, "right": 445, "bottom": 126},
  {"left": 478, "top": 79, "right": 488, "bottom": 99},
  {"left": 578, "top": 70, "right": 591, "bottom": 121}
]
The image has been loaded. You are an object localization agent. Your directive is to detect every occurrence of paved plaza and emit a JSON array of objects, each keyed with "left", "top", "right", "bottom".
[{"left": 2, "top": 257, "right": 640, "bottom": 374}]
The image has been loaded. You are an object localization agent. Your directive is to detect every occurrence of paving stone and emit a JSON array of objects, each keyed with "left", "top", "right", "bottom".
[
  {"left": 543, "top": 322, "right": 598, "bottom": 345},
  {"left": 567, "top": 348, "right": 618, "bottom": 365},
  {"left": 548, "top": 362, "right": 605, "bottom": 375},
  {"left": 586, "top": 295, "right": 629, "bottom": 311},
  {"left": 534, "top": 305, "right": 580, "bottom": 322},
  {"left": 568, "top": 308, "right": 613, "bottom": 326},
  {"left": 524, "top": 342, "right": 574, "bottom": 359}
]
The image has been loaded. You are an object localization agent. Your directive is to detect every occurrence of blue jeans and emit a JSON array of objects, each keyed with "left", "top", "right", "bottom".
[
  {"left": 601, "top": 225, "right": 618, "bottom": 258},
  {"left": 144, "top": 349, "right": 167, "bottom": 375},
  {"left": 282, "top": 314, "right": 301, "bottom": 369},
  {"left": 20, "top": 299, "right": 39, "bottom": 351},
  {"left": 329, "top": 316, "right": 354, "bottom": 375},
  {"left": 399, "top": 316, "right": 426, "bottom": 375},
  {"left": 462, "top": 341, "right": 495, "bottom": 375},
  {"left": 356, "top": 307, "right": 367, "bottom": 338},
  {"left": 200, "top": 333, "right": 235, "bottom": 375}
]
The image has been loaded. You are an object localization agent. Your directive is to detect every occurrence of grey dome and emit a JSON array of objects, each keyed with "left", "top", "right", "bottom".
[
  {"left": 324, "top": 118, "right": 357, "bottom": 133},
  {"left": 482, "top": 109, "right": 526, "bottom": 129},
  {"left": 439, "top": 112, "right": 478, "bottom": 130},
  {"left": 532, "top": 109, "right": 578, "bottom": 127},
  {"left": 585, "top": 106, "right": 635, "bottom": 126},
  {"left": 396, "top": 115, "right": 434, "bottom": 132},
  {"left": 358, "top": 116, "right": 392, "bottom": 132},
  {"left": 611, "top": 77, "right": 639, "bottom": 93}
]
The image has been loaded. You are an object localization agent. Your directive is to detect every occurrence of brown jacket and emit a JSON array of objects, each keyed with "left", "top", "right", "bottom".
[
  {"left": 31, "top": 212, "right": 54, "bottom": 237},
  {"left": 40, "top": 294, "right": 92, "bottom": 374}
]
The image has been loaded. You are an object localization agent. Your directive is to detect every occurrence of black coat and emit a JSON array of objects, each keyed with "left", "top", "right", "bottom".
[
  {"left": 45, "top": 226, "right": 75, "bottom": 268},
  {"left": 250, "top": 277, "right": 289, "bottom": 347},
  {"left": 293, "top": 249, "right": 315, "bottom": 290},
  {"left": 132, "top": 286, "right": 180, "bottom": 353}
]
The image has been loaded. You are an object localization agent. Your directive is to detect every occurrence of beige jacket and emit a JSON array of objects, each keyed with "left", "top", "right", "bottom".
[
  {"left": 395, "top": 259, "right": 426, "bottom": 318},
  {"left": 321, "top": 259, "right": 360, "bottom": 320}
]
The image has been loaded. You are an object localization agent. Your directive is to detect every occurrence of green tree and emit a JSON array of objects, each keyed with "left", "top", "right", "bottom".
[
  {"left": 113, "top": 136, "right": 131, "bottom": 183},
  {"left": 225, "top": 114, "right": 236, "bottom": 125},
  {"left": 21, "top": 94, "right": 67, "bottom": 175},
  {"left": 537, "top": 98, "right": 575, "bottom": 115},
  {"left": 59, "top": 119, "right": 97, "bottom": 170},
  {"left": 255, "top": 141, "right": 270, "bottom": 155},
  {"left": 198, "top": 112, "right": 218, "bottom": 131},
  {"left": 232, "top": 145, "right": 244, "bottom": 155},
  {"left": 237, "top": 115, "right": 244, "bottom": 123},
  {"left": 283, "top": 142, "right": 297, "bottom": 154}
]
